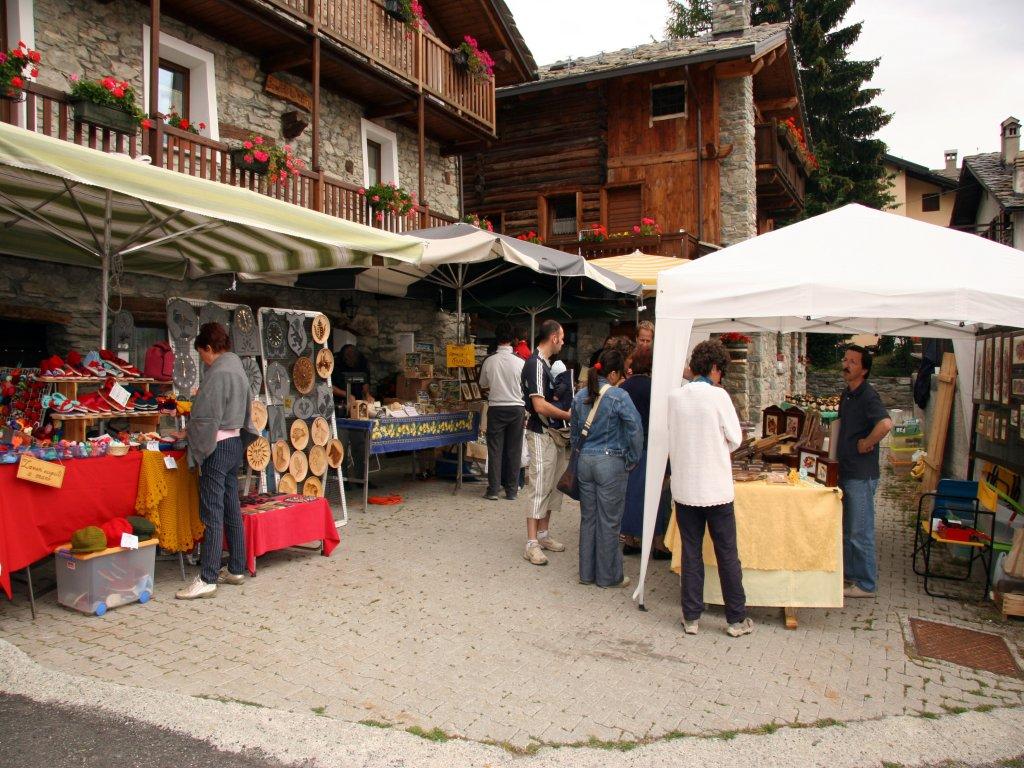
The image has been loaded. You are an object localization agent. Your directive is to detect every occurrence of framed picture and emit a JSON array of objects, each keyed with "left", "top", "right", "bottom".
[
  {"left": 798, "top": 449, "right": 821, "bottom": 474},
  {"left": 785, "top": 414, "right": 801, "bottom": 437},
  {"left": 1012, "top": 407, "right": 1019, "bottom": 428},
  {"left": 1004, "top": 335, "right": 1013, "bottom": 405},
  {"left": 991, "top": 413, "right": 1002, "bottom": 443},
  {"left": 984, "top": 337, "right": 994, "bottom": 402},
  {"left": 1020, "top": 403, "right": 1024, "bottom": 442},
  {"left": 1014, "top": 333, "right": 1024, "bottom": 367},
  {"left": 464, "top": 366, "right": 476, "bottom": 382},
  {"left": 405, "top": 352, "right": 421, "bottom": 368},
  {"left": 460, "top": 383, "right": 473, "bottom": 400},
  {"left": 974, "top": 338, "right": 985, "bottom": 402},
  {"left": 1013, "top": 378, "right": 1024, "bottom": 397},
  {"left": 470, "top": 382, "right": 482, "bottom": 400},
  {"left": 1001, "top": 414, "right": 1009, "bottom": 443},
  {"left": 994, "top": 337, "right": 1003, "bottom": 404}
]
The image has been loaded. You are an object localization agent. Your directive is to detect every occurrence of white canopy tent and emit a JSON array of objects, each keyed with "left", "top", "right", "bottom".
[{"left": 634, "top": 203, "right": 1024, "bottom": 607}]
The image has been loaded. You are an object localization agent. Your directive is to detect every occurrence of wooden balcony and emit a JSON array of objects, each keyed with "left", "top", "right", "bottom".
[
  {"left": 154, "top": 0, "right": 496, "bottom": 139},
  {"left": 5, "top": 83, "right": 456, "bottom": 233},
  {"left": 755, "top": 120, "right": 809, "bottom": 214},
  {"left": 546, "top": 232, "right": 712, "bottom": 260}
]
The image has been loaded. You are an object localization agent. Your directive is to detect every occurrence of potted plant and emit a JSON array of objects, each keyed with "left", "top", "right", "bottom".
[
  {"left": 515, "top": 230, "right": 541, "bottom": 245},
  {"left": 579, "top": 223, "right": 607, "bottom": 243},
  {"left": 452, "top": 36, "right": 495, "bottom": 79},
  {"left": 230, "top": 134, "right": 305, "bottom": 184},
  {"left": 383, "top": 0, "right": 424, "bottom": 28},
  {"left": 781, "top": 117, "right": 818, "bottom": 171},
  {"left": 462, "top": 213, "right": 494, "bottom": 232},
  {"left": 358, "top": 181, "right": 416, "bottom": 224},
  {"left": 719, "top": 332, "right": 752, "bottom": 363},
  {"left": 632, "top": 216, "right": 662, "bottom": 238},
  {"left": 66, "top": 74, "right": 147, "bottom": 135},
  {"left": 0, "top": 41, "right": 41, "bottom": 101},
  {"left": 160, "top": 110, "right": 206, "bottom": 135}
]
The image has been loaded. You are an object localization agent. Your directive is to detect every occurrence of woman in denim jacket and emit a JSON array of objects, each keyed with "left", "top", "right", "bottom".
[{"left": 570, "top": 349, "right": 644, "bottom": 588}]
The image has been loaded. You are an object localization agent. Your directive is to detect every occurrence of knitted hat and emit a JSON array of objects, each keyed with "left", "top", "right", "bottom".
[
  {"left": 100, "top": 518, "right": 133, "bottom": 548},
  {"left": 126, "top": 515, "right": 156, "bottom": 541},
  {"left": 69, "top": 526, "right": 107, "bottom": 554}
]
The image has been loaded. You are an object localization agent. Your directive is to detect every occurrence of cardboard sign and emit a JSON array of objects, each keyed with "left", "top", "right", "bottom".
[
  {"left": 108, "top": 382, "right": 130, "bottom": 407},
  {"left": 16, "top": 454, "right": 66, "bottom": 488},
  {"left": 446, "top": 344, "right": 476, "bottom": 368},
  {"left": 120, "top": 532, "right": 139, "bottom": 550}
]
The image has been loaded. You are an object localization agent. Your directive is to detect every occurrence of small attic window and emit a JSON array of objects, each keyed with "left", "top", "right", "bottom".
[{"left": 651, "top": 82, "right": 686, "bottom": 121}]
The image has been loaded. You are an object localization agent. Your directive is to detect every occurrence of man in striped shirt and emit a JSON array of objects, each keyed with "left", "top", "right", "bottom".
[{"left": 520, "top": 320, "right": 572, "bottom": 566}]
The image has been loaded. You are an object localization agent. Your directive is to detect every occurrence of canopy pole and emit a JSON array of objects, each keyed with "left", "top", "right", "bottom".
[
  {"left": 100, "top": 252, "right": 109, "bottom": 349},
  {"left": 456, "top": 263, "right": 464, "bottom": 344}
]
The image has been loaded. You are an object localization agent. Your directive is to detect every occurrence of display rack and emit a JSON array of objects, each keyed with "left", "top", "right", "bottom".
[{"left": 43, "top": 376, "right": 165, "bottom": 442}]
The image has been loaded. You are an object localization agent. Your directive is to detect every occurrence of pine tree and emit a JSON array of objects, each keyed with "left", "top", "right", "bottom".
[{"left": 666, "top": 0, "right": 893, "bottom": 215}]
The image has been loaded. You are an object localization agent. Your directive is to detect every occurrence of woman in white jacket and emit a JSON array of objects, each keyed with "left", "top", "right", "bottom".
[{"left": 667, "top": 339, "right": 752, "bottom": 638}]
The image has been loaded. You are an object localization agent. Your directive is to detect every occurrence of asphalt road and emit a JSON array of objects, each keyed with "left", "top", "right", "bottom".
[{"left": 0, "top": 693, "right": 294, "bottom": 768}]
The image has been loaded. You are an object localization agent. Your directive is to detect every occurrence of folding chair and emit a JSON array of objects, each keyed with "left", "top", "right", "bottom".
[{"left": 913, "top": 479, "right": 995, "bottom": 599}]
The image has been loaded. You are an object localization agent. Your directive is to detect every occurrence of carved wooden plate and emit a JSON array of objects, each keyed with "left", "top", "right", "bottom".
[
  {"left": 272, "top": 440, "right": 291, "bottom": 474},
  {"left": 302, "top": 475, "right": 323, "bottom": 498},
  {"left": 292, "top": 356, "right": 315, "bottom": 395},
  {"left": 289, "top": 449, "right": 309, "bottom": 482},
  {"left": 245, "top": 437, "right": 270, "bottom": 471},
  {"left": 311, "top": 313, "right": 331, "bottom": 345},
  {"left": 315, "top": 348, "right": 334, "bottom": 379},
  {"left": 307, "top": 444, "right": 328, "bottom": 477},
  {"left": 277, "top": 473, "right": 297, "bottom": 494},
  {"left": 326, "top": 438, "right": 345, "bottom": 469},
  {"left": 310, "top": 416, "right": 331, "bottom": 447},
  {"left": 289, "top": 418, "right": 309, "bottom": 450},
  {"left": 251, "top": 399, "right": 268, "bottom": 432}
]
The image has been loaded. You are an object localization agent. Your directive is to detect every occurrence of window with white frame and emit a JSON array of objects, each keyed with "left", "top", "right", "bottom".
[
  {"left": 142, "top": 27, "right": 219, "bottom": 140},
  {"left": 360, "top": 119, "right": 399, "bottom": 187}
]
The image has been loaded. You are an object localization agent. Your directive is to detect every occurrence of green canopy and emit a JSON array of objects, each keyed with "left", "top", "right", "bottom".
[{"left": 0, "top": 122, "right": 423, "bottom": 278}]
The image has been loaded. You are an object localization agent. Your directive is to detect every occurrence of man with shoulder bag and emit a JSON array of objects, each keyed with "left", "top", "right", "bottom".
[{"left": 520, "top": 320, "right": 572, "bottom": 566}]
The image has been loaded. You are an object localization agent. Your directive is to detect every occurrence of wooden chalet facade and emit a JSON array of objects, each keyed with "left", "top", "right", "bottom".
[
  {"left": 462, "top": 8, "right": 812, "bottom": 258},
  {"left": 0, "top": 0, "right": 536, "bottom": 231}
]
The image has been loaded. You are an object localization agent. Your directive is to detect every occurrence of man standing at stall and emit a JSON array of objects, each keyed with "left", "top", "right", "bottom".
[
  {"left": 837, "top": 345, "right": 893, "bottom": 599},
  {"left": 521, "top": 320, "right": 572, "bottom": 566},
  {"left": 479, "top": 321, "right": 525, "bottom": 501}
]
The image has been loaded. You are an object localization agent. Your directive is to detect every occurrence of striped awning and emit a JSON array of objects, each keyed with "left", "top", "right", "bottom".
[
  {"left": 588, "top": 251, "right": 692, "bottom": 294},
  {"left": 0, "top": 122, "right": 423, "bottom": 279}
]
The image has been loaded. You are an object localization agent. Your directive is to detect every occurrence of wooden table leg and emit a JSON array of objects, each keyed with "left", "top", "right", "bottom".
[{"left": 783, "top": 607, "right": 798, "bottom": 629}]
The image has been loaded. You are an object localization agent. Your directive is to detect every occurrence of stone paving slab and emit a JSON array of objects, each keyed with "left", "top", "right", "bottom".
[{"left": 1, "top": 457, "right": 1023, "bottom": 749}]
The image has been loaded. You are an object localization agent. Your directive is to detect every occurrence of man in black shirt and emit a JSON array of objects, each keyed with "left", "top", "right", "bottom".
[
  {"left": 837, "top": 345, "right": 893, "bottom": 599},
  {"left": 521, "top": 320, "right": 572, "bottom": 566}
]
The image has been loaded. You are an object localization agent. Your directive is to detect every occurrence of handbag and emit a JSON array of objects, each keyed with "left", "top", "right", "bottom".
[{"left": 557, "top": 385, "right": 609, "bottom": 501}]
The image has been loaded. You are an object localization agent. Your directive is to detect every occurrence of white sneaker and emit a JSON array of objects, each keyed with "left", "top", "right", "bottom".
[
  {"left": 175, "top": 575, "right": 217, "bottom": 600},
  {"left": 682, "top": 619, "right": 699, "bottom": 635},
  {"left": 523, "top": 543, "right": 548, "bottom": 566},
  {"left": 726, "top": 618, "right": 754, "bottom": 637},
  {"left": 217, "top": 567, "right": 245, "bottom": 586}
]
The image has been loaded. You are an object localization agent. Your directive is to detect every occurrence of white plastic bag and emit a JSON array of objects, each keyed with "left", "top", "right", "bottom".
[{"left": 521, "top": 438, "right": 530, "bottom": 469}]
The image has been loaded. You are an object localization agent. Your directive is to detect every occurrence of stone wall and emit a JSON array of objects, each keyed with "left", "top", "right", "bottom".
[
  {"left": 806, "top": 371, "right": 916, "bottom": 410},
  {"left": 717, "top": 75, "right": 756, "bottom": 247},
  {"left": 33, "top": 0, "right": 458, "bottom": 217},
  {"left": 722, "top": 333, "right": 807, "bottom": 421},
  {"left": 0, "top": 254, "right": 460, "bottom": 387}
]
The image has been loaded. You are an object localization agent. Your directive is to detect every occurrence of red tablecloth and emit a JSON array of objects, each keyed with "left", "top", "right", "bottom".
[
  {"left": 241, "top": 498, "right": 340, "bottom": 576},
  {"left": 0, "top": 451, "right": 154, "bottom": 598}
]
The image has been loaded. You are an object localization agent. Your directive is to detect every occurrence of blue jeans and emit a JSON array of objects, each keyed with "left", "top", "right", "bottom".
[
  {"left": 578, "top": 454, "right": 628, "bottom": 587},
  {"left": 840, "top": 477, "right": 879, "bottom": 593}
]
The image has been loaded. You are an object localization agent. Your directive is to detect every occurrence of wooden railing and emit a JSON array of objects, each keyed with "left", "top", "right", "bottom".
[
  {"left": 10, "top": 83, "right": 456, "bottom": 232},
  {"left": 755, "top": 121, "right": 807, "bottom": 207},
  {"left": 315, "top": 0, "right": 495, "bottom": 132},
  {"left": 547, "top": 232, "right": 708, "bottom": 260}
]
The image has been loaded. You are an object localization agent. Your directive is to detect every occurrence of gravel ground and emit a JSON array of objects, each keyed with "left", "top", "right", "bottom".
[{"left": 1, "top": 638, "right": 1022, "bottom": 768}]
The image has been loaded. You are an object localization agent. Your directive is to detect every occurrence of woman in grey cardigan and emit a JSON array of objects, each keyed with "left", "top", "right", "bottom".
[{"left": 176, "top": 322, "right": 258, "bottom": 600}]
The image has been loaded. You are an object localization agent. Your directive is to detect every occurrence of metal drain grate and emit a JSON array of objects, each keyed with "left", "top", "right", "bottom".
[{"left": 909, "top": 618, "right": 1022, "bottom": 678}]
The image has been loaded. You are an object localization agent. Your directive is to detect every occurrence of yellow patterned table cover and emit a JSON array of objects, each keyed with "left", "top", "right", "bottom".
[{"left": 135, "top": 450, "right": 203, "bottom": 552}]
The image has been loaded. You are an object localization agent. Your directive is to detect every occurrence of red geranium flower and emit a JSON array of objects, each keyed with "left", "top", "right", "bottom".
[
  {"left": 111, "top": 87, "right": 125, "bottom": 98},
  {"left": 10, "top": 75, "right": 23, "bottom": 89},
  {"left": 178, "top": 118, "right": 189, "bottom": 129},
  {"left": 141, "top": 118, "right": 153, "bottom": 129},
  {"left": 101, "top": 76, "right": 116, "bottom": 90},
  {"left": 28, "top": 50, "right": 40, "bottom": 63}
]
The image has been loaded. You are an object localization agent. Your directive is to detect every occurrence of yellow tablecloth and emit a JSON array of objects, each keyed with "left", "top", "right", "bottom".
[
  {"left": 664, "top": 480, "right": 844, "bottom": 608},
  {"left": 135, "top": 451, "right": 203, "bottom": 553}
]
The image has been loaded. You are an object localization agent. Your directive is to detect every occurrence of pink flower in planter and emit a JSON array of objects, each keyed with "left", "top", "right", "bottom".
[
  {"left": 68, "top": 72, "right": 78, "bottom": 82},
  {"left": 357, "top": 188, "right": 365, "bottom": 196},
  {"left": 254, "top": 150, "right": 269, "bottom": 162},
  {"left": 243, "top": 154, "right": 254, "bottom": 163},
  {"left": 375, "top": 212, "right": 384, "bottom": 222},
  {"left": 632, "top": 225, "right": 641, "bottom": 234},
  {"left": 371, "top": 195, "right": 380, "bottom": 202},
  {"left": 0, "top": 53, "right": 6, "bottom": 65},
  {"left": 243, "top": 140, "right": 253, "bottom": 150},
  {"left": 253, "top": 136, "right": 264, "bottom": 145}
]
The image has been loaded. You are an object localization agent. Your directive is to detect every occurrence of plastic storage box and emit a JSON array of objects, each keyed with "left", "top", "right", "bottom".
[{"left": 54, "top": 539, "right": 157, "bottom": 616}]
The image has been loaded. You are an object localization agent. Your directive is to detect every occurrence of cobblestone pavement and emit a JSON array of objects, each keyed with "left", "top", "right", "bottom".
[{"left": 1, "top": 455, "right": 1023, "bottom": 751}]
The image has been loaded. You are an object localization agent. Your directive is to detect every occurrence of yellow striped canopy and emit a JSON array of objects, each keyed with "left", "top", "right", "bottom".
[{"left": 587, "top": 251, "right": 691, "bottom": 294}]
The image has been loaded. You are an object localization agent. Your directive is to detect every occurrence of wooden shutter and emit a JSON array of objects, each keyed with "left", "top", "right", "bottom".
[{"left": 606, "top": 185, "right": 642, "bottom": 234}]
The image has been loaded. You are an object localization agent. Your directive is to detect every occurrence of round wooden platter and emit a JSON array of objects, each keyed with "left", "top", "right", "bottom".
[
  {"left": 289, "top": 419, "right": 309, "bottom": 450},
  {"left": 326, "top": 438, "right": 345, "bottom": 469},
  {"left": 251, "top": 399, "right": 268, "bottom": 432},
  {"left": 272, "top": 440, "right": 291, "bottom": 473},
  {"left": 289, "top": 449, "right": 309, "bottom": 482},
  {"left": 277, "top": 473, "right": 297, "bottom": 494},
  {"left": 310, "top": 416, "right": 331, "bottom": 447},
  {"left": 308, "top": 444, "right": 328, "bottom": 477},
  {"left": 245, "top": 436, "right": 271, "bottom": 471},
  {"left": 302, "top": 475, "right": 323, "bottom": 498}
]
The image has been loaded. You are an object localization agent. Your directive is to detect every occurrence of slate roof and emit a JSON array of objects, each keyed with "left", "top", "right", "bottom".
[
  {"left": 501, "top": 22, "right": 789, "bottom": 95},
  {"left": 885, "top": 153, "right": 958, "bottom": 189},
  {"left": 489, "top": 0, "right": 537, "bottom": 78},
  {"left": 931, "top": 167, "right": 960, "bottom": 183},
  {"left": 963, "top": 152, "right": 1024, "bottom": 210}
]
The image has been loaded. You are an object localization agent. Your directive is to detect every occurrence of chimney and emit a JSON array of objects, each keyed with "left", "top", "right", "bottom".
[
  {"left": 1001, "top": 116, "right": 1020, "bottom": 165},
  {"left": 1015, "top": 152, "right": 1024, "bottom": 195},
  {"left": 711, "top": 0, "right": 751, "bottom": 37},
  {"left": 944, "top": 149, "right": 957, "bottom": 173}
]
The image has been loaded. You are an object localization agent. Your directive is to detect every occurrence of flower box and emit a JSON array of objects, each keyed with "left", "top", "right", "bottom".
[
  {"left": 69, "top": 97, "right": 137, "bottom": 135},
  {"left": 451, "top": 49, "right": 470, "bottom": 71},
  {"left": 383, "top": 0, "right": 409, "bottom": 22},
  {"left": 229, "top": 148, "right": 269, "bottom": 176}
]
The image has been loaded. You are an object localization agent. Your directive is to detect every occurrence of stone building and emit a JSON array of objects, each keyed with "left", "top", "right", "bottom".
[
  {"left": 460, "top": 0, "right": 811, "bottom": 418},
  {"left": 0, "top": 0, "right": 536, "bottom": 381}
]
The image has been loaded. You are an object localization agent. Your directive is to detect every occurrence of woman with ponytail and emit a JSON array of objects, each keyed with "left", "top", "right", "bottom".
[{"left": 569, "top": 349, "right": 644, "bottom": 588}]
